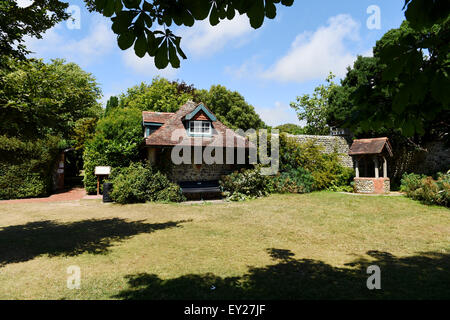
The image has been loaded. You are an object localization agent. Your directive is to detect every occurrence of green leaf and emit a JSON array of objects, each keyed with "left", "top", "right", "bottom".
[
  {"left": 168, "top": 42, "right": 180, "bottom": 68},
  {"left": 155, "top": 40, "right": 169, "bottom": 69},
  {"left": 134, "top": 33, "right": 147, "bottom": 58},
  {"left": 247, "top": 0, "right": 265, "bottom": 29},
  {"left": 95, "top": 0, "right": 107, "bottom": 10},
  {"left": 146, "top": 31, "right": 157, "bottom": 56},
  {"left": 117, "top": 31, "right": 135, "bottom": 50},
  {"left": 281, "top": 0, "right": 294, "bottom": 6},
  {"left": 265, "top": 1, "right": 277, "bottom": 19},
  {"left": 103, "top": 0, "right": 116, "bottom": 17},
  {"left": 209, "top": 6, "right": 220, "bottom": 26},
  {"left": 226, "top": 6, "right": 236, "bottom": 20}
]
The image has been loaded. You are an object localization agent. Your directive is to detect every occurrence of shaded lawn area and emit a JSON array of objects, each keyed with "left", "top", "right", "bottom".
[{"left": 0, "top": 192, "right": 448, "bottom": 299}]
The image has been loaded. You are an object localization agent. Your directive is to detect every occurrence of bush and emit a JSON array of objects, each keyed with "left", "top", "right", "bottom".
[
  {"left": 278, "top": 134, "right": 354, "bottom": 191},
  {"left": 83, "top": 107, "right": 143, "bottom": 194},
  {"left": 271, "top": 167, "right": 314, "bottom": 194},
  {"left": 400, "top": 172, "right": 449, "bottom": 207},
  {"left": 0, "top": 135, "right": 60, "bottom": 200},
  {"left": 220, "top": 167, "right": 272, "bottom": 201},
  {"left": 109, "top": 163, "right": 184, "bottom": 204}
]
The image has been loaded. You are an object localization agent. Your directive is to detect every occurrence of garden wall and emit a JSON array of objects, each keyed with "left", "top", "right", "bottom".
[{"left": 286, "top": 134, "right": 354, "bottom": 168}]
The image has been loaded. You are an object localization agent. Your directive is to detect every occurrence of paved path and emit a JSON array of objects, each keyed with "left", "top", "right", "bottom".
[{"left": 0, "top": 188, "right": 87, "bottom": 204}]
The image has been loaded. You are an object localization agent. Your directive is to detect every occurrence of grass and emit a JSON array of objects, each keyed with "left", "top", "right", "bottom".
[{"left": 0, "top": 192, "right": 448, "bottom": 299}]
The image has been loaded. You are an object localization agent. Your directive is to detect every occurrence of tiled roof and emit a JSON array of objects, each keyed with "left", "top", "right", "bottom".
[
  {"left": 142, "top": 111, "right": 174, "bottom": 124},
  {"left": 348, "top": 137, "right": 393, "bottom": 156},
  {"left": 143, "top": 101, "right": 251, "bottom": 148}
]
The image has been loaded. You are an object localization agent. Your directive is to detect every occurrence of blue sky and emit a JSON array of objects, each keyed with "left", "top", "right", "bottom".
[{"left": 22, "top": 0, "right": 406, "bottom": 127}]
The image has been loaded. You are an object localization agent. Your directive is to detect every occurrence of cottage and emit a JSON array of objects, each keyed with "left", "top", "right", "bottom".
[{"left": 142, "top": 101, "right": 253, "bottom": 194}]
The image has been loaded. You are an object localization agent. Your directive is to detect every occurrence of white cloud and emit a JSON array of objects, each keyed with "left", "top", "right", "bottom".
[
  {"left": 25, "top": 18, "right": 115, "bottom": 66},
  {"left": 122, "top": 49, "right": 178, "bottom": 78},
  {"left": 15, "top": 0, "right": 33, "bottom": 8},
  {"left": 179, "top": 13, "right": 254, "bottom": 57},
  {"left": 256, "top": 101, "right": 304, "bottom": 127},
  {"left": 262, "top": 14, "right": 360, "bottom": 83}
]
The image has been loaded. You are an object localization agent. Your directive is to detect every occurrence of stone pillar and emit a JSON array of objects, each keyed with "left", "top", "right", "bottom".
[
  {"left": 147, "top": 147, "right": 157, "bottom": 165},
  {"left": 383, "top": 156, "right": 387, "bottom": 178},
  {"left": 374, "top": 157, "right": 379, "bottom": 178},
  {"left": 355, "top": 159, "right": 359, "bottom": 178}
]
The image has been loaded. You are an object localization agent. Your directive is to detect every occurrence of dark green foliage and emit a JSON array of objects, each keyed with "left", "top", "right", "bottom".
[
  {"left": 85, "top": 0, "right": 294, "bottom": 68},
  {"left": 105, "top": 96, "right": 119, "bottom": 116},
  {"left": 271, "top": 168, "right": 314, "bottom": 194},
  {"left": 279, "top": 134, "right": 354, "bottom": 191},
  {"left": 400, "top": 172, "right": 449, "bottom": 207},
  {"left": 195, "top": 85, "right": 266, "bottom": 131},
  {"left": 83, "top": 107, "right": 143, "bottom": 194},
  {"left": 220, "top": 167, "right": 272, "bottom": 201},
  {"left": 0, "top": 135, "right": 60, "bottom": 200},
  {"left": 109, "top": 163, "right": 184, "bottom": 204},
  {"left": 330, "top": 17, "right": 450, "bottom": 138},
  {"left": 0, "top": 58, "right": 102, "bottom": 140},
  {"left": 0, "top": 0, "right": 69, "bottom": 60}
]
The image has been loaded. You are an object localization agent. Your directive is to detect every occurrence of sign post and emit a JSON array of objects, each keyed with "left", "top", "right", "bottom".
[{"left": 94, "top": 166, "right": 111, "bottom": 195}]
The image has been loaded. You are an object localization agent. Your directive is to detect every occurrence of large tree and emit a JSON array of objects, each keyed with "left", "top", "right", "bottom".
[
  {"left": 340, "top": 19, "right": 449, "bottom": 138},
  {"left": 195, "top": 84, "right": 266, "bottom": 131},
  {"left": 0, "top": 0, "right": 69, "bottom": 60},
  {"left": 290, "top": 73, "right": 337, "bottom": 135},
  {"left": 0, "top": 58, "right": 102, "bottom": 140}
]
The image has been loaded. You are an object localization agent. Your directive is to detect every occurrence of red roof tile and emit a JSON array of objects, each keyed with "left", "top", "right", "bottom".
[
  {"left": 348, "top": 137, "right": 393, "bottom": 156},
  {"left": 142, "top": 111, "right": 174, "bottom": 124}
]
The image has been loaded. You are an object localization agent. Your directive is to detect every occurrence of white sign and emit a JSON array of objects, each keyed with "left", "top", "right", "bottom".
[{"left": 95, "top": 166, "right": 111, "bottom": 175}]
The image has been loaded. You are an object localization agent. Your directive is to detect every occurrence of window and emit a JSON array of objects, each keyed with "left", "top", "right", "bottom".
[{"left": 189, "top": 121, "right": 211, "bottom": 135}]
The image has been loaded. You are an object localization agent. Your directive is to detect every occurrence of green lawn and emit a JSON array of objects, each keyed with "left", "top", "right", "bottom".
[{"left": 0, "top": 192, "right": 449, "bottom": 299}]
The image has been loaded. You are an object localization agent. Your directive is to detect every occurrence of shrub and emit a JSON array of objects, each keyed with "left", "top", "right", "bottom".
[
  {"left": 109, "top": 163, "right": 185, "bottom": 204},
  {"left": 220, "top": 167, "right": 272, "bottom": 201},
  {"left": 0, "top": 135, "right": 60, "bottom": 200},
  {"left": 400, "top": 172, "right": 449, "bottom": 207},
  {"left": 83, "top": 107, "right": 143, "bottom": 194},
  {"left": 278, "top": 134, "right": 354, "bottom": 191},
  {"left": 271, "top": 167, "right": 314, "bottom": 194}
]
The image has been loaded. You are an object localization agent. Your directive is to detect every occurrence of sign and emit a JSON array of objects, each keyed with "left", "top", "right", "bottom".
[{"left": 95, "top": 166, "right": 111, "bottom": 175}]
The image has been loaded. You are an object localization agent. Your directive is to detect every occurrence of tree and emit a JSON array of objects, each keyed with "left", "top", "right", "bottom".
[
  {"left": 0, "top": 58, "right": 102, "bottom": 140},
  {"left": 119, "top": 77, "right": 194, "bottom": 112},
  {"left": 274, "top": 123, "right": 305, "bottom": 135},
  {"left": 345, "top": 19, "right": 449, "bottom": 137},
  {"left": 84, "top": 0, "right": 294, "bottom": 68},
  {"left": 195, "top": 85, "right": 266, "bottom": 131},
  {"left": 0, "top": 0, "right": 69, "bottom": 60},
  {"left": 105, "top": 95, "right": 119, "bottom": 116},
  {"left": 290, "top": 72, "right": 337, "bottom": 135},
  {"left": 83, "top": 107, "right": 143, "bottom": 193}
]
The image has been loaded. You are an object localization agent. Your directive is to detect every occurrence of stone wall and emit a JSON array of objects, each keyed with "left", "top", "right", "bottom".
[
  {"left": 170, "top": 163, "right": 247, "bottom": 182},
  {"left": 354, "top": 177, "right": 390, "bottom": 194},
  {"left": 286, "top": 134, "right": 354, "bottom": 168}
]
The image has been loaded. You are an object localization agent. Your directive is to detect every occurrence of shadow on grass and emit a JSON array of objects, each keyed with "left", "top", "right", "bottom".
[
  {"left": 0, "top": 218, "right": 190, "bottom": 266},
  {"left": 114, "top": 248, "right": 450, "bottom": 300}
]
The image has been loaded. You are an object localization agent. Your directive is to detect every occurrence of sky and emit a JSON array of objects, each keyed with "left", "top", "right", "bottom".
[{"left": 21, "top": 0, "right": 406, "bottom": 127}]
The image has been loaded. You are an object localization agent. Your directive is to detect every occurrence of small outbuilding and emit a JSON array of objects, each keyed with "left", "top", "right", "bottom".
[{"left": 348, "top": 137, "right": 393, "bottom": 194}]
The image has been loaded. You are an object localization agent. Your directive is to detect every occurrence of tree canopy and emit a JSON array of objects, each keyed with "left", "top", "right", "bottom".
[
  {"left": 0, "top": 0, "right": 69, "bottom": 60},
  {"left": 329, "top": 17, "right": 449, "bottom": 138},
  {"left": 0, "top": 57, "right": 102, "bottom": 140},
  {"left": 195, "top": 84, "right": 266, "bottom": 131},
  {"left": 290, "top": 73, "right": 337, "bottom": 135}
]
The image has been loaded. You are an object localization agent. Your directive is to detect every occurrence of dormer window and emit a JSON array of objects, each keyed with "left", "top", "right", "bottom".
[{"left": 188, "top": 121, "right": 211, "bottom": 135}]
